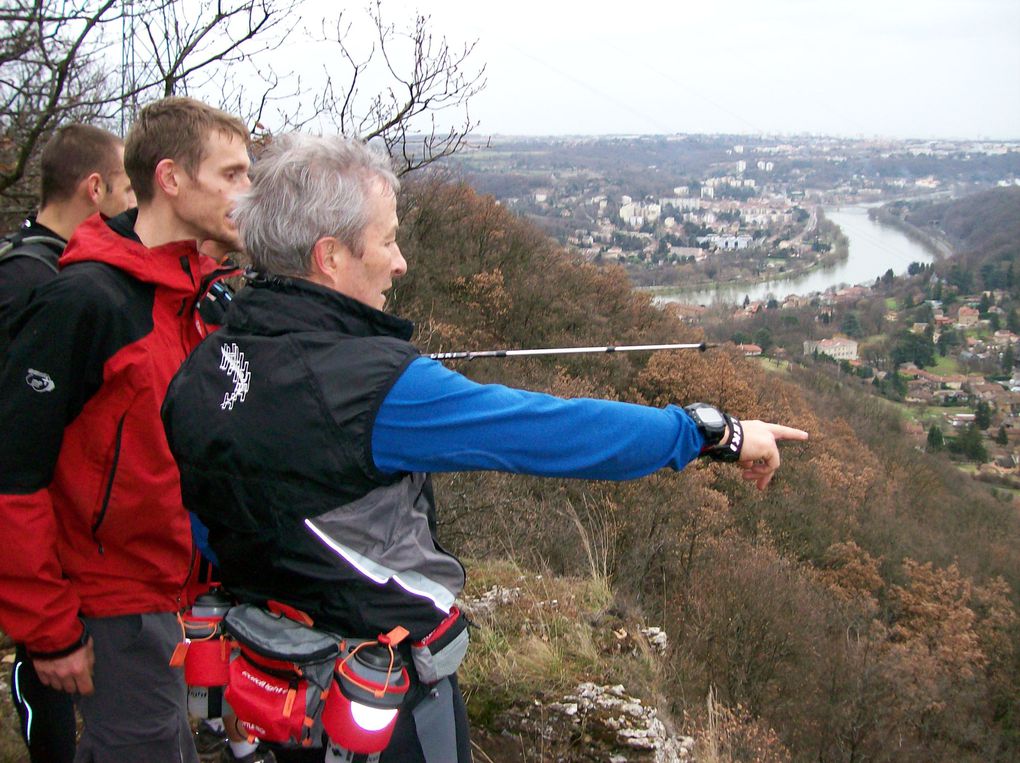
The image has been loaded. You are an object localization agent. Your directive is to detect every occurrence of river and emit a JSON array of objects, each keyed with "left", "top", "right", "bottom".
[{"left": 655, "top": 206, "right": 938, "bottom": 307}]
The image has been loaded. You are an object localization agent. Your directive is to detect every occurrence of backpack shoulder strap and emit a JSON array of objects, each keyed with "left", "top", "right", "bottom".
[{"left": 0, "top": 233, "right": 64, "bottom": 273}]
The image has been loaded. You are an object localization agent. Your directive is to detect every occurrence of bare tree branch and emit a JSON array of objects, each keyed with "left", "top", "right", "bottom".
[
  {"left": 1, "top": 0, "right": 486, "bottom": 224},
  {"left": 311, "top": 1, "right": 486, "bottom": 175}
]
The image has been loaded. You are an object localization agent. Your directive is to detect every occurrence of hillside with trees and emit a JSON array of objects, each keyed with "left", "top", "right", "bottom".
[
  {"left": 389, "top": 176, "right": 1020, "bottom": 761},
  {"left": 892, "top": 187, "right": 1020, "bottom": 295},
  {"left": 1, "top": 173, "right": 1015, "bottom": 760}
]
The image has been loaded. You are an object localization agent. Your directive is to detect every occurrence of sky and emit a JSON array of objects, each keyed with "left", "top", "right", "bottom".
[{"left": 339, "top": 0, "right": 1020, "bottom": 141}]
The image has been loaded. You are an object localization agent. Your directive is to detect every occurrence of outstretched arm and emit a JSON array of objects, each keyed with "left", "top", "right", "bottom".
[{"left": 372, "top": 357, "right": 807, "bottom": 485}]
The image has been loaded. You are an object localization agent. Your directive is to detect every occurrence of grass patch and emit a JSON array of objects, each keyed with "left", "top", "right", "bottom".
[
  {"left": 457, "top": 557, "right": 665, "bottom": 734},
  {"left": 756, "top": 357, "right": 790, "bottom": 374},
  {"left": 927, "top": 354, "right": 961, "bottom": 376},
  {"left": 459, "top": 558, "right": 613, "bottom": 705}
]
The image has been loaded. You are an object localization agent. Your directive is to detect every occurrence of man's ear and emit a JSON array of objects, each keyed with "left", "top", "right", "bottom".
[
  {"left": 153, "top": 158, "right": 181, "bottom": 198},
  {"left": 310, "top": 236, "right": 346, "bottom": 280},
  {"left": 83, "top": 172, "right": 104, "bottom": 205}
]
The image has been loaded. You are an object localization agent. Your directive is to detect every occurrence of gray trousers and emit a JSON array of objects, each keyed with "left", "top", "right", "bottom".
[{"left": 74, "top": 612, "right": 198, "bottom": 763}]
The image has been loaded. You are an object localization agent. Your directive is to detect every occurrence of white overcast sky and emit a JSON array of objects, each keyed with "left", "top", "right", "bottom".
[{"left": 327, "top": 0, "right": 1020, "bottom": 140}]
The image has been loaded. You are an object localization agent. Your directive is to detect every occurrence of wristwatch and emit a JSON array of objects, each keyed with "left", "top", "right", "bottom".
[{"left": 684, "top": 403, "right": 743, "bottom": 462}]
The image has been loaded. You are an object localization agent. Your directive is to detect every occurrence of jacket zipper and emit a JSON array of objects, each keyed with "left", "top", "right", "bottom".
[{"left": 92, "top": 412, "right": 127, "bottom": 554}]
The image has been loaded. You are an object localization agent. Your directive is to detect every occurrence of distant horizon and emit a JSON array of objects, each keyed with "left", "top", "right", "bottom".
[
  {"left": 327, "top": 0, "right": 1020, "bottom": 143},
  {"left": 458, "top": 131, "right": 1020, "bottom": 143}
]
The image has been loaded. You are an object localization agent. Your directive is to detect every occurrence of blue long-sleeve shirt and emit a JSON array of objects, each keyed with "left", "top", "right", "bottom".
[{"left": 372, "top": 357, "right": 706, "bottom": 479}]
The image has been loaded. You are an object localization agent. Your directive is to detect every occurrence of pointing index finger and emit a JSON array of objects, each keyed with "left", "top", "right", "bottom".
[{"left": 764, "top": 424, "right": 809, "bottom": 441}]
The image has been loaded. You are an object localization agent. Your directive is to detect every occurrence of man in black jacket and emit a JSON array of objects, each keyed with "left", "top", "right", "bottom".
[
  {"left": 0, "top": 124, "right": 134, "bottom": 359},
  {"left": 162, "top": 133, "right": 808, "bottom": 762}
]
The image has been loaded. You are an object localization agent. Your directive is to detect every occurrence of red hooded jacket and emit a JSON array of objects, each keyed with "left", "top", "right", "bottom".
[{"left": 0, "top": 210, "right": 208, "bottom": 655}]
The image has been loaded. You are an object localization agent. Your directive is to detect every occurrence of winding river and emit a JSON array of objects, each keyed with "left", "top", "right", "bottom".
[{"left": 655, "top": 206, "right": 939, "bottom": 307}]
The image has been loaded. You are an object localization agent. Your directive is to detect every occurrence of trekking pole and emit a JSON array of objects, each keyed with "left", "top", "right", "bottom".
[{"left": 429, "top": 341, "right": 715, "bottom": 361}]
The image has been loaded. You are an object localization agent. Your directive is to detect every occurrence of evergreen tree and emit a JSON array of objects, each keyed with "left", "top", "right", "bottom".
[
  {"left": 927, "top": 424, "right": 945, "bottom": 452},
  {"left": 1009, "top": 309, "right": 1020, "bottom": 335},
  {"left": 975, "top": 401, "right": 992, "bottom": 431},
  {"left": 892, "top": 330, "right": 936, "bottom": 368},
  {"left": 937, "top": 328, "right": 961, "bottom": 357},
  {"left": 840, "top": 312, "right": 863, "bottom": 338},
  {"left": 995, "top": 425, "right": 1009, "bottom": 446},
  {"left": 886, "top": 370, "right": 908, "bottom": 400},
  {"left": 950, "top": 424, "right": 988, "bottom": 462}
]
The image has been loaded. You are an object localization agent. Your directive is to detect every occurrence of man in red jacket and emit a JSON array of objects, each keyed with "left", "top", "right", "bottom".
[
  {"left": 0, "top": 96, "right": 250, "bottom": 762},
  {"left": 2, "top": 121, "right": 134, "bottom": 763}
]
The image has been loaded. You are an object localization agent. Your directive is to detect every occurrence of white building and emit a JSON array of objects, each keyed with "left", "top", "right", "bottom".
[
  {"left": 660, "top": 197, "right": 701, "bottom": 211},
  {"left": 619, "top": 201, "right": 661, "bottom": 228},
  {"left": 803, "top": 336, "right": 859, "bottom": 361}
]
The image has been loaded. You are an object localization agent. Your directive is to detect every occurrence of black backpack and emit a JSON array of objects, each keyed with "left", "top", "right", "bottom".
[{"left": 0, "top": 231, "right": 65, "bottom": 273}]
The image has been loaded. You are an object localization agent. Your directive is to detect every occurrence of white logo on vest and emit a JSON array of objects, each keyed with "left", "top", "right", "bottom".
[
  {"left": 219, "top": 343, "right": 250, "bottom": 410},
  {"left": 26, "top": 368, "right": 55, "bottom": 392}
]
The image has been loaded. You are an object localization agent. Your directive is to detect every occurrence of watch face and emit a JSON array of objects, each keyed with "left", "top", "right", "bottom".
[{"left": 698, "top": 407, "right": 725, "bottom": 427}]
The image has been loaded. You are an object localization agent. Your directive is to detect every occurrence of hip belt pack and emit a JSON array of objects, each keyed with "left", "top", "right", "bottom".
[{"left": 176, "top": 601, "right": 470, "bottom": 750}]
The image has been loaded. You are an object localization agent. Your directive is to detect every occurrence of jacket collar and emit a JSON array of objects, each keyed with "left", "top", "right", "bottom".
[
  {"left": 229, "top": 273, "right": 414, "bottom": 341},
  {"left": 60, "top": 209, "right": 201, "bottom": 294}
]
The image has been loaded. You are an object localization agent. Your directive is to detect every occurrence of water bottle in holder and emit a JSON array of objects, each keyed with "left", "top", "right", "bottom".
[
  {"left": 323, "top": 628, "right": 411, "bottom": 763},
  {"left": 182, "top": 588, "right": 233, "bottom": 718}
]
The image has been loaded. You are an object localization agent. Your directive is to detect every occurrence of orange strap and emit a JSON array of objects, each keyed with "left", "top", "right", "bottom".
[{"left": 267, "top": 600, "right": 315, "bottom": 627}]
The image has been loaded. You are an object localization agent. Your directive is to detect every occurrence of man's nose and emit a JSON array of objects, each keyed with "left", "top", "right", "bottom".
[{"left": 392, "top": 246, "right": 407, "bottom": 278}]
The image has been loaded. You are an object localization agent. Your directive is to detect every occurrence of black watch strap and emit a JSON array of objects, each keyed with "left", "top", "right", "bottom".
[
  {"left": 28, "top": 620, "right": 90, "bottom": 660},
  {"left": 706, "top": 414, "right": 743, "bottom": 462}
]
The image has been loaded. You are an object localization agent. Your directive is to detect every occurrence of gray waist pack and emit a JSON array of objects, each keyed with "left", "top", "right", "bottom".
[
  {"left": 223, "top": 603, "right": 341, "bottom": 748},
  {"left": 410, "top": 605, "right": 470, "bottom": 684}
]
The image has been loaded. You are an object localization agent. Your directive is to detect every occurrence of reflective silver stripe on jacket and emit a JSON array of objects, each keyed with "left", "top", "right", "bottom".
[{"left": 304, "top": 473, "right": 465, "bottom": 614}]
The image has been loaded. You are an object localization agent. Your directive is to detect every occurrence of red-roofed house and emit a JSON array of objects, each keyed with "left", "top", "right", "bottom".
[{"left": 957, "top": 306, "right": 979, "bottom": 327}]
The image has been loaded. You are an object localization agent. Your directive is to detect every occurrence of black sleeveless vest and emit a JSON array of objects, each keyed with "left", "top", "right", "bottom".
[{"left": 163, "top": 276, "right": 465, "bottom": 639}]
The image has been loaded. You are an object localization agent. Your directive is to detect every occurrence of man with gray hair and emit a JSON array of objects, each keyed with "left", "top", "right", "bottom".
[{"left": 162, "top": 133, "right": 807, "bottom": 761}]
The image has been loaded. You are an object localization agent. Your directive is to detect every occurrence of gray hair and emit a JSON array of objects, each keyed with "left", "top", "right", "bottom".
[{"left": 233, "top": 133, "right": 399, "bottom": 276}]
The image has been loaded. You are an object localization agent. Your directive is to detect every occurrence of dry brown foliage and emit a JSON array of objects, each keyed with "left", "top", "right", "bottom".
[{"left": 392, "top": 175, "right": 1020, "bottom": 760}]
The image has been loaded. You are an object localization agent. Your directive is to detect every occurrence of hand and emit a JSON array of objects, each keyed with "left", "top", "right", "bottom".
[
  {"left": 33, "top": 638, "right": 95, "bottom": 695},
  {"left": 734, "top": 420, "right": 809, "bottom": 490}
]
